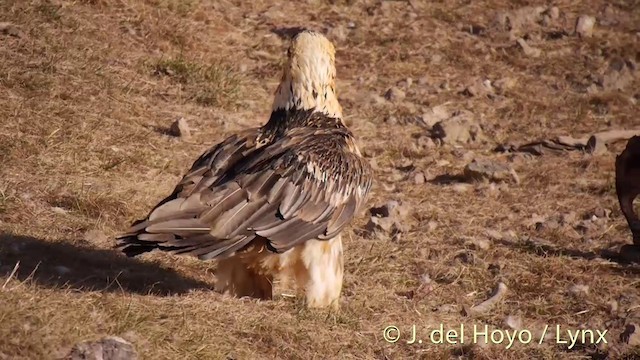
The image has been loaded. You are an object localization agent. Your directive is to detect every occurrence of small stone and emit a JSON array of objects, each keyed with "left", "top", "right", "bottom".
[
  {"left": 504, "top": 315, "right": 522, "bottom": 330},
  {"left": 0, "top": 22, "right": 22, "bottom": 37},
  {"left": 430, "top": 110, "right": 484, "bottom": 144},
  {"left": 327, "top": 24, "right": 348, "bottom": 42},
  {"left": 599, "top": 57, "right": 634, "bottom": 91},
  {"left": 65, "top": 336, "right": 137, "bottom": 360},
  {"left": 83, "top": 230, "right": 108, "bottom": 244},
  {"left": 384, "top": 116, "right": 398, "bottom": 125},
  {"left": 51, "top": 207, "right": 69, "bottom": 214},
  {"left": 493, "top": 77, "right": 517, "bottom": 93},
  {"left": 486, "top": 230, "right": 504, "bottom": 241},
  {"left": 548, "top": 6, "right": 560, "bottom": 19},
  {"left": 426, "top": 221, "right": 438, "bottom": 232},
  {"left": 396, "top": 78, "right": 413, "bottom": 89},
  {"left": 384, "top": 87, "right": 405, "bottom": 102},
  {"left": 168, "top": 118, "right": 191, "bottom": 138},
  {"left": 516, "top": 38, "right": 541, "bottom": 58},
  {"left": 370, "top": 94, "right": 387, "bottom": 105},
  {"left": 462, "top": 79, "right": 494, "bottom": 97},
  {"left": 561, "top": 212, "right": 577, "bottom": 225},
  {"left": 420, "top": 105, "right": 450, "bottom": 128},
  {"left": 593, "top": 207, "right": 610, "bottom": 219},
  {"left": 414, "top": 172, "right": 426, "bottom": 184},
  {"left": 569, "top": 284, "right": 589, "bottom": 296},
  {"left": 463, "top": 159, "right": 517, "bottom": 183},
  {"left": 452, "top": 183, "right": 471, "bottom": 193},
  {"left": 470, "top": 238, "right": 491, "bottom": 251},
  {"left": 416, "top": 136, "right": 436, "bottom": 150},
  {"left": 575, "top": 15, "right": 595, "bottom": 38},
  {"left": 608, "top": 300, "right": 618, "bottom": 314}
]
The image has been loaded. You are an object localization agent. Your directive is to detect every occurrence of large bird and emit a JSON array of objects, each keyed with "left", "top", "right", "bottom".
[
  {"left": 615, "top": 135, "right": 640, "bottom": 245},
  {"left": 116, "top": 30, "right": 373, "bottom": 309}
]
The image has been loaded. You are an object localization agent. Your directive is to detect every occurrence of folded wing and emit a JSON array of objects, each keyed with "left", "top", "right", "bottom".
[{"left": 117, "top": 127, "right": 373, "bottom": 260}]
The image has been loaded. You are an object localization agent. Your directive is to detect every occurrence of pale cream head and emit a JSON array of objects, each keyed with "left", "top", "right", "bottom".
[{"left": 271, "top": 30, "right": 343, "bottom": 119}]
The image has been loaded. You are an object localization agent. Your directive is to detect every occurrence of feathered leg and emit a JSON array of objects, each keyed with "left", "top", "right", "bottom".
[
  {"left": 214, "top": 258, "right": 273, "bottom": 300},
  {"left": 294, "top": 235, "right": 344, "bottom": 309}
]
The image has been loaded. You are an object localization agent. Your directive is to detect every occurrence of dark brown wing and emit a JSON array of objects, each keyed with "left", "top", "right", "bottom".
[
  {"left": 615, "top": 136, "right": 640, "bottom": 243},
  {"left": 117, "top": 126, "right": 373, "bottom": 260}
]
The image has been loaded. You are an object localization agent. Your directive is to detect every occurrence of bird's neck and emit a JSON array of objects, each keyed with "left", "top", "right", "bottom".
[{"left": 270, "top": 69, "right": 343, "bottom": 120}]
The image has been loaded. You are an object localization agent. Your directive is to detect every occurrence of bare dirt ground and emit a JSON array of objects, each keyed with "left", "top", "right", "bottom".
[{"left": 1, "top": 0, "right": 639, "bottom": 359}]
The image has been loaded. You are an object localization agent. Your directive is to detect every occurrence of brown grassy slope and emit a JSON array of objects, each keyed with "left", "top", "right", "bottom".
[{"left": 1, "top": 0, "right": 640, "bottom": 359}]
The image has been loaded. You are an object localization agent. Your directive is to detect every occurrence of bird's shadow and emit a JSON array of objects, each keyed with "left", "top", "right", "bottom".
[
  {"left": 0, "top": 233, "right": 214, "bottom": 295},
  {"left": 429, "top": 174, "right": 468, "bottom": 185},
  {"left": 494, "top": 237, "right": 640, "bottom": 273}
]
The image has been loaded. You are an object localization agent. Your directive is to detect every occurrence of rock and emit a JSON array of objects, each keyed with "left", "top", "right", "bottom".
[
  {"left": 504, "top": 315, "right": 522, "bottom": 330},
  {"left": 365, "top": 200, "right": 411, "bottom": 239},
  {"left": 451, "top": 183, "right": 471, "bottom": 193},
  {"left": 461, "top": 79, "right": 494, "bottom": 97},
  {"left": 608, "top": 300, "right": 618, "bottom": 314},
  {"left": 593, "top": 207, "right": 611, "bottom": 219},
  {"left": 575, "top": 15, "right": 595, "bottom": 38},
  {"left": 568, "top": 284, "right": 589, "bottom": 296},
  {"left": 486, "top": 229, "right": 505, "bottom": 241},
  {"left": 494, "top": 7, "right": 545, "bottom": 33},
  {"left": 384, "top": 116, "right": 398, "bottom": 125},
  {"left": 415, "top": 136, "right": 436, "bottom": 150},
  {"left": 370, "top": 93, "right": 387, "bottom": 105},
  {"left": 414, "top": 172, "right": 426, "bottom": 184},
  {"left": 493, "top": 77, "right": 517, "bottom": 93},
  {"left": 327, "top": 24, "right": 348, "bottom": 42},
  {"left": 420, "top": 104, "right": 450, "bottom": 128},
  {"left": 83, "top": 230, "right": 109, "bottom": 244},
  {"left": 469, "top": 238, "right": 491, "bottom": 251},
  {"left": 396, "top": 78, "right": 412, "bottom": 89},
  {"left": 516, "top": 38, "right": 541, "bottom": 58},
  {"left": 463, "top": 159, "right": 518, "bottom": 183},
  {"left": 168, "top": 118, "right": 190, "bottom": 138},
  {"left": 0, "top": 22, "right": 22, "bottom": 37},
  {"left": 65, "top": 336, "right": 137, "bottom": 360},
  {"left": 369, "top": 200, "right": 410, "bottom": 220},
  {"left": 561, "top": 212, "right": 577, "bottom": 225},
  {"left": 51, "top": 207, "right": 69, "bottom": 214},
  {"left": 431, "top": 110, "right": 484, "bottom": 144},
  {"left": 548, "top": 6, "right": 560, "bottom": 19},
  {"left": 599, "top": 57, "right": 635, "bottom": 91},
  {"left": 620, "top": 324, "right": 640, "bottom": 346},
  {"left": 384, "top": 87, "right": 405, "bottom": 102}
]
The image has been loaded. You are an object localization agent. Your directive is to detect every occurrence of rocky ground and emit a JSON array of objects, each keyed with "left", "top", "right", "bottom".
[{"left": 0, "top": 0, "right": 639, "bottom": 359}]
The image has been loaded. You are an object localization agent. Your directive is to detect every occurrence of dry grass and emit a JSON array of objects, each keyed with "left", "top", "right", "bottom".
[{"left": 1, "top": 0, "right": 639, "bottom": 359}]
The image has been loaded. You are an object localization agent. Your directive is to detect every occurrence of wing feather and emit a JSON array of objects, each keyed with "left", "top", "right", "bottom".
[{"left": 117, "top": 125, "right": 373, "bottom": 259}]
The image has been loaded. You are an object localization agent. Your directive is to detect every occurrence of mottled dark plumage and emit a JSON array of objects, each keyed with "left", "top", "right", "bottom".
[
  {"left": 116, "top": 110, "right": 373, "bottom": 260},
  {"left": 615, "top": 135, "right": 640, "bottom": 245}
]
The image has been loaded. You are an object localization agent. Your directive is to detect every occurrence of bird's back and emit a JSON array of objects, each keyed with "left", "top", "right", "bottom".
[{"left": 117, "top": 112, "right": 372, "bottom": 260}]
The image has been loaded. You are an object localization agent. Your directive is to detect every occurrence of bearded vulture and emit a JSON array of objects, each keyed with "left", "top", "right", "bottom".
[
  {"left": 116, "top": 30, "right": 373, "bottom": 309},
  {"left": 616, "top": 135, "right": 640, "bottom": 245}
]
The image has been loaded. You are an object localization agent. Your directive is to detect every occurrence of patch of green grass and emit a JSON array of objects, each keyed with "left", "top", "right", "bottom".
[
  {"left": 151, "top": 57, "right": 243, "bottom": 108},
  {"left": 36, "top": 1, "right": 62, "bottom": 22}
]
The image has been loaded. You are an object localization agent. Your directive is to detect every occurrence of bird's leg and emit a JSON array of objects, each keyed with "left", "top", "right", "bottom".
[
  {"left": 294, "top": 235, "right": 344, "bottom": 309},
  {"left": 214, "top": 258, "right": 273, "bottom": 300}
]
